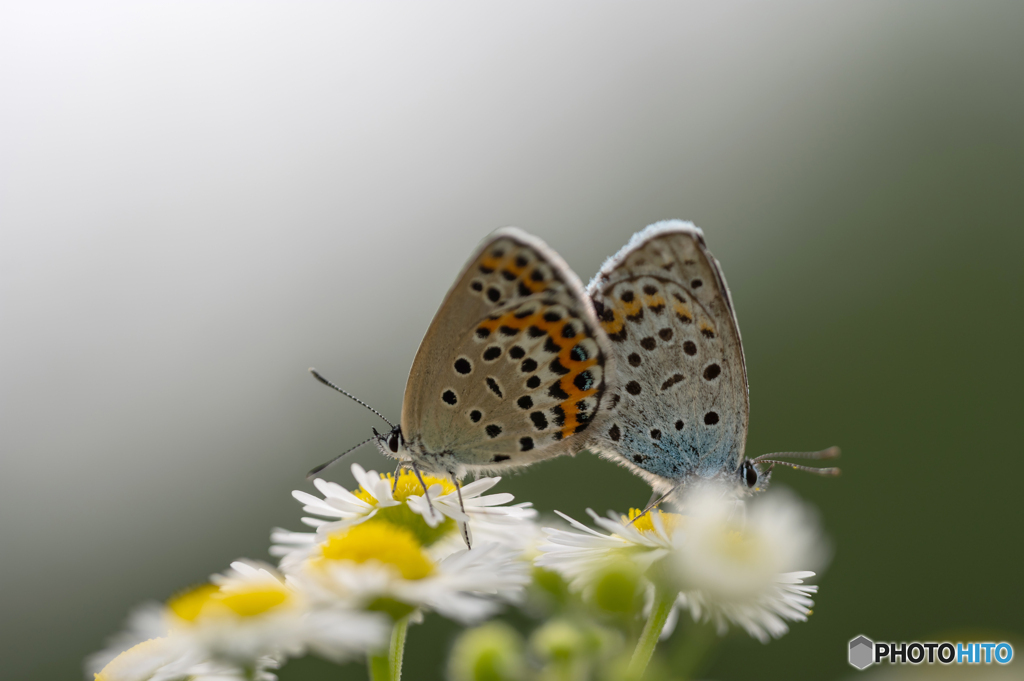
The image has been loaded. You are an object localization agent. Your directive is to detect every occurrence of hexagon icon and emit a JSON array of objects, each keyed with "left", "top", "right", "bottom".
[{"left": 849, "top": 635, "right": 874, "bottom": 670}]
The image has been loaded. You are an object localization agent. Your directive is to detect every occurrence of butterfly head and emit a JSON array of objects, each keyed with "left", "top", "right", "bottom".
[
  {"left": 738, "top": 459, "right": 772, "bottom": 495},
  {"left": 373, "top": 425, "right": 407, "bottom": 461}
]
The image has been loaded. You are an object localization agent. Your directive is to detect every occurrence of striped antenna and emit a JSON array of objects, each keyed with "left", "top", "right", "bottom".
[
  {"left": 309, "top": 368, "right": 394, "bottom": 428},
  {"left": 306, "top": 436, "right": 376, "bottom": 479}
]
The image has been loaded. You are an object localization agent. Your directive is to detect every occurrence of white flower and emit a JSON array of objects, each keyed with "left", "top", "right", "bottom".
[
  {"left": 286, "top": 520, "right": 531, "bottom": 624},
  {"left": 271, "top": 465, "right": 536, "bottom": 569},
  {"left": 88, "top": 561, "right": 387, "bottom": 681},
  {"left": 89, "top": 636, "right": 282, "bottom": 681},
  {"left": 168, "top": 560, "right": 387, "bottom": 664},
  {"left": 86, "top": 603, "right": 169, "bottom": 677},
  {"left": 535, "top": 487, "right": 828, "bottom": 643},
  {"left": 669, "top": 487, "right": 826, "bottom": 643},
  {"left": 90, "top": 638, "right": 184, "bottom": 681},
  {"left": 535, "top": 508, "right": 678, "bottom": 591}
]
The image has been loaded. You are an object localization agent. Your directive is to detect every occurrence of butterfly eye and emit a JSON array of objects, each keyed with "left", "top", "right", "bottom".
[
  {"left": 388, "top": 432, "right": 400, "bottom": 453},
  {"left": 743, "top": 461, "right": 758, "bottom": 488}
]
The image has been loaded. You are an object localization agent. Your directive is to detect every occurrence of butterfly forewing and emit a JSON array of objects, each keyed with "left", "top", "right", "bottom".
[
  {"left": 587, "top": 221, "right": 749, "bottom": 491},
  {"left": 403, "top": 228, "right": 613, "bottom": 474}
]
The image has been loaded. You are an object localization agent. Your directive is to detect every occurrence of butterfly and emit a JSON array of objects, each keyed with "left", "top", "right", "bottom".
[
  {"left": 586, "top": 221, "right": 838, "bottom": 500},
  {"left": 312, "top": 228, "right": 615, "bottom": 499}
]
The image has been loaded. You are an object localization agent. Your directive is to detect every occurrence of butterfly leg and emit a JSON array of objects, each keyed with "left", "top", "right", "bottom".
[
  {"left": 409, "top": 461, "right": 440, "bottom": 523},
  {"left": 391, "top": 461, "right": 411, "bottom": 494},
  {"left": 448, "top": 475, "right": 473, "bottom": 550},
  {"left": 626, "top": 486, "right": 677, "bottom": 526}
]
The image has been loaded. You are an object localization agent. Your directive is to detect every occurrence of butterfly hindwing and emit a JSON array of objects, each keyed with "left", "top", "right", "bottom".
[
  {"left": 586, "top": 221, "right": 749, "bottom": 491},
  {"left": 403, "top": 228, "right": 613, "bottom": 475}
]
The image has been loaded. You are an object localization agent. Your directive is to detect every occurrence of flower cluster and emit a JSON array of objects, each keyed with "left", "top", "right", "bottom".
[
  {"left": 89, "top": 465, "right": 536, "bottom": 681},
  {"left": 536, "top": 487, "right": 827, "bottom": 644},
  {"left": 89, "top": 461, "right": 831, "bottom": 681}
]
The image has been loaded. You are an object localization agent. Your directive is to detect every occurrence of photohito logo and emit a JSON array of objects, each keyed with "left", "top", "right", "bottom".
[{"left": 848, "top": 635, "right": 1013, "bottom": 670}]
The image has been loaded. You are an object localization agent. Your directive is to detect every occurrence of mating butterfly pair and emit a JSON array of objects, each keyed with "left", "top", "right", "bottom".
[{"left": 313, "top": 221, "right": 837, "bottom": 506}]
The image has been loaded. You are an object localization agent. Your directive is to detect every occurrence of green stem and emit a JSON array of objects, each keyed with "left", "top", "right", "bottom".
[
  {"left": 389, "top": 616, "right": 409, "bottom": 681},
  {"left": 627, "top": 586, "right": 677, "bottom": 680},
  {"left": 368, "top": 650, "right": 390, "bottom": 681},
  {"left": 367, "top": 617, "right": 410, "bottom": 681}
]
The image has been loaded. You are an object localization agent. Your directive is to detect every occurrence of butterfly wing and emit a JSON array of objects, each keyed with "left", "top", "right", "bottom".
[
  {"left": 586, "top": 221, "right": 749, "bottom": 492},
  {"left": 402, "top": 228, "right": 614, "bottom": 476}
]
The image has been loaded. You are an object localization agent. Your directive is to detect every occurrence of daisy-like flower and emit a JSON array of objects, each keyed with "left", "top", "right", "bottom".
[
  {"left": 92, "top": 639, "right": 280, "bottom": 681},
  {"left": 87, "top": 561, "right": 387, "bottom": 681},
  {"left": 535, "top": 487, "right": 827, "bottom": 643},
  {"left": 285, "top": 514, "right": 532, "bottom": 624},
  {"left": 271, "top": 464, "right": 536, "bottom": 569},
  {"left": 669, "top": 487, "right": 826, "bottom": 642},
  {"left": 535, "top": 507, "right": 680, "bottom": 593},
  {"left": 272, "top": 466, "right": 535, "bottom": 625}
]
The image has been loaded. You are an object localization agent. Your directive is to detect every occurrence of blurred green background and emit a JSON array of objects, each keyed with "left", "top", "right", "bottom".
[{"left": 2, "top": 2, "right": 1021, "bottom": 680}]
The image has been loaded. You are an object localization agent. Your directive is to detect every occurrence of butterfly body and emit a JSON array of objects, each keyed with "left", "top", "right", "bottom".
[
  {"left": 587, "top": 221, "right": 764, "bottom": 495},
  {"left": 377, "top": 228, "right": 614, "bottom": 480}
]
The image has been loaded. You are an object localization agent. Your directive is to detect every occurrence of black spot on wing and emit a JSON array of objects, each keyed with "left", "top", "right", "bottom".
[
  {"left": 548, "top": 381, "right": 569, "bottom": 400},
  {"left": 550, "top": 405, "right": 565, "bottom": 427},
  {"left": 661, "top": 373, "right": 685, "bottom": 390},
  {"left": 486, "top": 378, "right": 503, "bottom": 398},
  {"left": 573, "top": 371, "right": 594, "bottom": 392},
  {"left": 550, "top": 358, "right": 570, "bottom": 375}
]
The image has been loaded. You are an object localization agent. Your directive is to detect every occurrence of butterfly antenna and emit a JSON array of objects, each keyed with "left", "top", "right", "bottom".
[
  {"left": 754, "top": 446, "right": 840, "bottom": 462},
  {"left": 755, "top": 460, "right": 841, "bottom": 476},
  {"left": 309, "top": 368, "right": 394, "bottom": 428},
  {"left": 306, "top": 436, "right": 376, "bottom": 479}
]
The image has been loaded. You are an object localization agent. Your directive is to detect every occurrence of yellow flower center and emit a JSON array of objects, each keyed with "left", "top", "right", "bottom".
[
  {"left": 352, "top": 471, "right": 458, "bottom": 545},
  {"left": 168, "top": 583, "right": 218, "bottom": 621},
  {"left": 320, "top": 521, "right": 435, "bottom": 580},
  {"left": 624, "top": 508, "right": 683, "bottom": 535},
  {"left": 712, "top": 526, "right": 763, "bottom": 564},
  {"left": 354, "top": 470, "right": 456, "bottom": 504},
  {"left": 167, "top": 581, "right": 291, "bottom": 622},
  {"left": 218, "top": 587, "right": 290, "bottom": 617}
]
